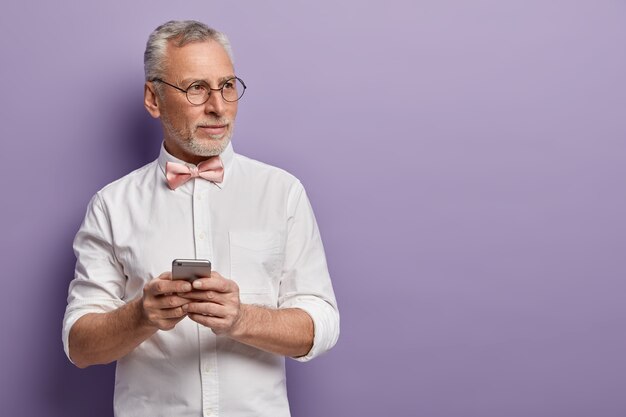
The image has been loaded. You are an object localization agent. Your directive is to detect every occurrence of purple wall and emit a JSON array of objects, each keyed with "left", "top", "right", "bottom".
[{"left": 1, "top": 1, "right": 625, "bottom": 416}]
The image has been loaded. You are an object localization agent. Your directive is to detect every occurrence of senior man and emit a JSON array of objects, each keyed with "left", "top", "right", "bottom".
[{"left": 63, "top": 20, "right": 339, "bottom": 417}]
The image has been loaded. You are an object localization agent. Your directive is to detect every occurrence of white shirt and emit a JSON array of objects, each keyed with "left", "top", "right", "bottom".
[{"left": 62, "top": 142, "right": 340, "bottom": 417}]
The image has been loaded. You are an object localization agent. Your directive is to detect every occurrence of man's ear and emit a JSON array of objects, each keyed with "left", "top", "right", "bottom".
[{"left": 144, "top": 82, "right": 161, "bottom": 119}]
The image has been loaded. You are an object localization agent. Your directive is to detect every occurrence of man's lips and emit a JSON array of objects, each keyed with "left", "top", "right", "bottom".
[{"left": 198, "top": 124, "right": 227, "bottom": 136}]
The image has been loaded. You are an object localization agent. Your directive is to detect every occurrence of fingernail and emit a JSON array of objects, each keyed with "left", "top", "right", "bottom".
[
  {"left": 182, "top": 283, "right": 192, "bottom": 292},
  {"left": 193, "top": 280, "right": 203, "bottom": 289}
]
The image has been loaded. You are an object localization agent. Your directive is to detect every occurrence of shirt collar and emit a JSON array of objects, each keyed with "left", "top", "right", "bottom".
[{"left": 157, "top": 141, "right": 235, "bottom": 190}]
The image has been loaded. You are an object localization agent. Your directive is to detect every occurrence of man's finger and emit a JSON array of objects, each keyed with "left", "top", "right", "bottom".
[
  {"left": 187, "top": 313, "right": 221, "bottom": 327},
  {"left": 178, "top": 290, "right": 219, "bottom": 301},
  {"left": 159, "top": 306, "right": 188, "bottom": 319},
  {"left": 191, "top": 276, "right": 236, "bottom": 293},
  {"left": 148, "top": 278, "right": 193, "bottom": 295},
  {"left": 186, "top": 301, "right": 228, "bottom": 318},
  {"left": 153, "top": 294, "right": 191, "bottom": 309}
]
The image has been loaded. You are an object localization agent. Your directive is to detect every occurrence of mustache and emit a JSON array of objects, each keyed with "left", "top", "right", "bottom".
[{"left": 195, "top": 119, "right": 230, "bottom": 128}]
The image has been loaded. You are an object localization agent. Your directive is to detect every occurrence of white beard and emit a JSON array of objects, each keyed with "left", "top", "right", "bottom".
[{"left": 162, "top": 117, "right": 233, "bottom": 157}]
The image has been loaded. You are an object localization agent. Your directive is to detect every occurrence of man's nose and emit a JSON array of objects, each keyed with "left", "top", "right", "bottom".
[{"left": 203, "top": 90, "right": 225, "bottom": 115}]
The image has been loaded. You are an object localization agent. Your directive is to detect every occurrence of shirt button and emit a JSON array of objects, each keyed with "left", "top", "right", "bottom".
[{"left": 199, "top": 232, "right": 206, "bottom": 240}]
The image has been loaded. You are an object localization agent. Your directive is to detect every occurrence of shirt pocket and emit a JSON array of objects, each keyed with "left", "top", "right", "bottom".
[{"left": 229, "top": 230, "right": 283, "bottom": 297}]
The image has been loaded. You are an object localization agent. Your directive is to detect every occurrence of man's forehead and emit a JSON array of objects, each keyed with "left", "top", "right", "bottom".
[{"left": 163, "top": 39, "right": 234, "bottom": 82}]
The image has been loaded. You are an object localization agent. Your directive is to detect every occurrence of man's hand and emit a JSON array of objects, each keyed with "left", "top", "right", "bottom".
[
  {"left": 179, "top": 271, "right": 313, "bottom": 358},
  {"left": 181, "top": 271, "right": 243, "bottom": 335},
  {"left": 140, "top": 272, "right": 193, "bottom": 331}
]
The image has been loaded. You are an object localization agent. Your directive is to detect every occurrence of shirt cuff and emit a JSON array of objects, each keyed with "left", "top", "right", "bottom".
[{"left": 280, "top": 295, "right": 340, "bottom": 362}]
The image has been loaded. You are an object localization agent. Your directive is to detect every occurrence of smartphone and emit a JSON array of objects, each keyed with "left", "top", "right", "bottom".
[{"left": 172, "top": 259, "right": 212, "bottom": 282}]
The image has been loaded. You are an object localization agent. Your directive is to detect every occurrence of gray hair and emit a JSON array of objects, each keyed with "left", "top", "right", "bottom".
[{"left": 144, "top": 20, "right": 234, "bottom": 82}]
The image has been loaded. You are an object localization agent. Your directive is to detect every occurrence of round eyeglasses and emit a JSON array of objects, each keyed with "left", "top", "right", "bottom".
[{"left": 152, "top": 77, "right": 247, "bottom": 105}]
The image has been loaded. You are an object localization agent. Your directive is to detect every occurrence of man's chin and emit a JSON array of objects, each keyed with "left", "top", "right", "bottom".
[{"left": 187, "top": 136, "right": 230, "bottom": 157}]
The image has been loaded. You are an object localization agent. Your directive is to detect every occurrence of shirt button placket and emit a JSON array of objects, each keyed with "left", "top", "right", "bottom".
[
  {"left": 192, "top": 181, "right": 212, "bottom": 260},
  {"left": 200, "top": 331, "right": 219, "bottom": 416},
  {"left": 193, "top": 179, "right": 219, "bottom": 416}
]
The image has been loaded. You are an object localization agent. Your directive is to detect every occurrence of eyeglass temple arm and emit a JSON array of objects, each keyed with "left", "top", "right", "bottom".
[{"left": 151, "top": 78, "right": 187, "bottom": 93}]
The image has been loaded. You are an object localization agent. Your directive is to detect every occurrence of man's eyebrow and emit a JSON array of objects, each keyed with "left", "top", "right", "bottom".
[
  {"left": 180, "top": 75, "right": 236, "bottom": 86},
  {"left": 217, "top": 75, "right": 236, "bottom": 84}
]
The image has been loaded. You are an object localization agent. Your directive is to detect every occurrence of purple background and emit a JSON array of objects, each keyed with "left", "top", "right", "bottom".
[{"left": 1, "top": 1, "right": 625, "bottom": 416}]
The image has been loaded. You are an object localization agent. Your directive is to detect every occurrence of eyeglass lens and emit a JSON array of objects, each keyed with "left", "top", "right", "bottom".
[{"left": 187, "top": 78, "right": 245, "bottom": 104}]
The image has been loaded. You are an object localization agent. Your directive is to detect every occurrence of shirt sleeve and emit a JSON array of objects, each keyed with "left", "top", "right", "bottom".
[
  {"left": 62, "top": 193, "right": 127, "bottom": 362},
  {"left": 278, "top": 182, "right": 340, "bottom": 362}
]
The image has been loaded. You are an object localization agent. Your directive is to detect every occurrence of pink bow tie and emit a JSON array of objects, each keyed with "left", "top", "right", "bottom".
[{"left": 165, "top": 157, "right": 224, "bottom": 190}]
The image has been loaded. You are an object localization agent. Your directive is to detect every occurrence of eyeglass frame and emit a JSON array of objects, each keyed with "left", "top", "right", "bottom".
[{"left": 151, "top": 76, "right": 247, "bottom": 105}]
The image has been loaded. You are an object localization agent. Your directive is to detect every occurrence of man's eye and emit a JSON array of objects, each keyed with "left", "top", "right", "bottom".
[
  {"left": 223, "top": 81, "right": 234, "bottom": 89},
  {"left": 189, "top": 84, "right": 206, "bottom": 92}
]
